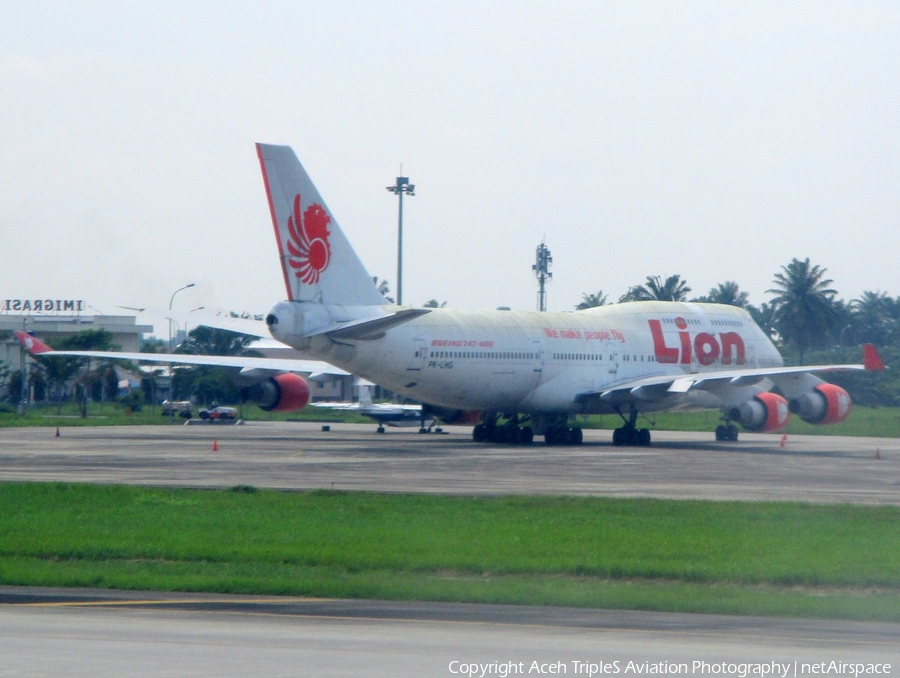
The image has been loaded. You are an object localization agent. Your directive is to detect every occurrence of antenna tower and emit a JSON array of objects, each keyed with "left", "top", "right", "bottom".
[{"left": 533, "top": 240, "right": 552, "bottom": 311}]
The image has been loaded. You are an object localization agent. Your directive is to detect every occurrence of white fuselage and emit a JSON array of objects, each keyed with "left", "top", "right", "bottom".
[{"left": 269, "top": 300, "right": 783, "bottom": 415}]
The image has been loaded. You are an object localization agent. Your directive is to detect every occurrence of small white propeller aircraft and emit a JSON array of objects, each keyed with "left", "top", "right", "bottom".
[
  {"left": 311, "top": 384, "right": 433, "bottom": 433},
  {"left": 18, "top": 143, "right": 886, "bottom": 446}
]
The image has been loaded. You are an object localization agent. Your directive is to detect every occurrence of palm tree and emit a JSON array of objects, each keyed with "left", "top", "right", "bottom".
[
  {"left": 767, "top": 258, "right": 840, "bottom": 364},
  {"left": 694, "top": 281, "right": 749, "bottom": 308},
  {"left": 372, "top": 277, "right": 395, "bottom": 304},
  {"left": 619, "top": 275, "right": 691, "bottom": 303},
  {"left": 748, "top": 302, "right": 777, "bottom": 340},
  {"left": 850, "top": 291, "right": 898, "bottom": 346},
  {"left": 575, "top": 291, "right": 608, "bottom": 310},
  {"left": 423, "top": 299, "right": 447, "bottom": 308},
  {"left": 177, "top": 326, "right": 259, "bottom": 357}
]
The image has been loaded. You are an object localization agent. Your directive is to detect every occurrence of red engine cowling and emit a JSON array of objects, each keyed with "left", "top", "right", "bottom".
[
  {"left": 789, "top": 384, "right": 851, "bottom": 425},
  {"left": 729, "top": 392, "right": 790, "bottom": 432},
  {"left": 247, "top": 373, "right": 310, "bottom": 412}
]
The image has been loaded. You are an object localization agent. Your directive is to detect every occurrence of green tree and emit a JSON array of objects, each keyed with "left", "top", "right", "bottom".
[
  {"left": 372, "top": 277, "right": 395, "bottom": 304},
  {"left": 0, "top": 331, "right": 11, "bottom": 401},
  {"left": 767, "top": 258, "right": 841, "bottom": 364},
  {"left": 176, "top": 326, "right": 259, "bottom": 357},
  {"left": 575, "top": 291, "right": 609, "bottom": 310},
  {"left": 423, "top": 299, "right": 447, "bottom": 308},
  {"left": 140, "top": 337, "right": 167, "bottom": 353},
  {"left": 849, "top": 291, "right": 899, "bottom": 346},
  {"left": 694, "top": 281, "right": 750, "bottom": 308},
  {"left": 748, "top": 302, "right": 777, "bottom": 340},
  {"left": 620, "top": 275, "right": 691, "bottom": 302},
  {"left": 36, "top": 329, "right": 117, "bottom": 417},
  {"left": 173, "top": 327, "right": 261, "bottom": 405}
]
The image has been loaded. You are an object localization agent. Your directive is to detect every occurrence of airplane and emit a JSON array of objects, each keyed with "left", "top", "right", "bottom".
[
  {"left": 18, "top": 143, "right": 886, "bottom": 446},
  {"left": 311, "top": 384, "right": 434, "bottom": 433}
]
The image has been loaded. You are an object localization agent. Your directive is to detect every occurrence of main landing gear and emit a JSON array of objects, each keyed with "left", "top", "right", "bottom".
[
  {"left": 472, "top": 414, "right": 534, "bottom": 445},
  {"left": 537, "top": 413, "right": 583, "bottom": 446},
  {"left": 612, "top": 406, "right": 651, "bottom": 447},
  {"left": 544, "top": 425, "right": 583, "bottom": 446},
  {"left": 714, "top": 422, "right": 739, "bottom": 441}
]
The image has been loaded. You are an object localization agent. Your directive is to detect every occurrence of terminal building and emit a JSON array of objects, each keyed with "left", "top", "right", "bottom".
[
  {"left": 1, "top": 303, "right": 152, "bottom": 372},
  {"left": 1, "top": 298, "right": 352, "bottom": 404}
]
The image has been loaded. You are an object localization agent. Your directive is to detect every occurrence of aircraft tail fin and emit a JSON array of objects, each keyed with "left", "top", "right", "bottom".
[
  {"left": 256, "top": 144, "right": 386, "bottom": 306},
  {"left": 864, "top": 343, "right": 886, "bottom": 371},
  {"left": 13, "top": 331, "right": 53, "bottom": 355}
]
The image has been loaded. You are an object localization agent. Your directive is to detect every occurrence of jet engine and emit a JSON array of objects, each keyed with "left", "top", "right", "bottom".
[
  {"left": 728, "top": 392, "right": 790, "bottom": 432},
  {"left": 788, "top": 383, "right": 851, "bottom": 425},
  {"left": 243, "top": 373, "right": 311, "bottom": 412}
]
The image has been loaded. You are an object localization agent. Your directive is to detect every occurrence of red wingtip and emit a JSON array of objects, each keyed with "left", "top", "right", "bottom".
[
  {"left": 863, "top": 344, "right": 886, "bottom": 372},
  {"left": 13, "top": 331, "right": 54, "bottom": 355}
]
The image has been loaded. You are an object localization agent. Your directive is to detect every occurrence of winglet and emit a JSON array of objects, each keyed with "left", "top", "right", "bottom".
[
  {"left": 863, "top": 343, "right": 886, "bottom": 371},
  {"left": 13, "top": 331, "right": 54, "bottom": 355}
]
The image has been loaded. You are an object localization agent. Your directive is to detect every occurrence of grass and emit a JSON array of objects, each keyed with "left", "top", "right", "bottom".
[
  {"left": 580, "top": 405, "right": 900, "bottom": 438},
  {"left": 0, "top": 401, "right": 371, "bottom": 427},
  {"left": 1, "top": 482, "right": 899, "bottom": 620}
]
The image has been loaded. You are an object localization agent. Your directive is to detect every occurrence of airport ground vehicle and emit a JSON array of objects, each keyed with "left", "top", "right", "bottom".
[
  {"left": 161, "top": 400, "right": 193, "bottom": 418},
  {"left": 198, "top": 406, "right": 237, "bottom": 421}
]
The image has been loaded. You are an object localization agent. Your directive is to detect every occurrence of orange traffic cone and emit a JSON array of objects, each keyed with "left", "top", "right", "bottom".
[
  {"left": 55, "top": 427, "right": 60, "bottom": 438},
  {"left": 212, "top": 440, "right": 218, "bottom": 452},
  {"left": 876, "top": 448, "right": 881, "bottom": 459},
  {"left": 780, "top": 433, "right": 787, "bottom": 447}
]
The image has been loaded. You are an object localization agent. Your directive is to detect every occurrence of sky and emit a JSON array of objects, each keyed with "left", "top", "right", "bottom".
[{"left": 2, "top": 2, "right": 899, "bottom": 335}]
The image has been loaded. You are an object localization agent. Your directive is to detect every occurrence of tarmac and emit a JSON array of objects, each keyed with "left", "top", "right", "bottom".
[
  {"left": 2, "top": 587, "right": 898, "bottom": 677},
  {"left": 1, "top": 421, "right": 898, "bottom": 503},
  {"left": 2, "top": 422, "right": 898, "bottom": 673}
]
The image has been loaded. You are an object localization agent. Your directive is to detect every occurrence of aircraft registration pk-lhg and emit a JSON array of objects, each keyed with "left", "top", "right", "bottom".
[{"left": 17, "top": 143, "right": 885, "bottom": 445}]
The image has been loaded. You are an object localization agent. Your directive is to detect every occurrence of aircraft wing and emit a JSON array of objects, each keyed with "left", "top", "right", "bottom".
[
  {"left": 576, "top": 344, "right": 884, "bottom": 404},
  {"left": 13, "top": 331, "right": 349, "bottom": 377},
  {"left": 120, "top": 306, "right": 273, "bottom": 339}
]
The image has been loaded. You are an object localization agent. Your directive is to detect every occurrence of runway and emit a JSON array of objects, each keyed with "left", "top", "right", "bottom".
[
  {"left": 2, "top": 587, "right": 898, "bottom": 677},
  {"left": 0, "top": 422, "right": 898, "bottom": 503}
]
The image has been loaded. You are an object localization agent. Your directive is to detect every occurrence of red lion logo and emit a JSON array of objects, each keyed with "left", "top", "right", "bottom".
[{"left": 286, "top": 193, "right": 331, "bottom": 284}]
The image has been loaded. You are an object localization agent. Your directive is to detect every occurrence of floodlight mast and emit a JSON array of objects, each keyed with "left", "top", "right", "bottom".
[
  {"left": 533, "top": 241, "right": 552, "bottom": 312},
  {"left": 386, "top": 174, "right": 415, "bottom": 306}
]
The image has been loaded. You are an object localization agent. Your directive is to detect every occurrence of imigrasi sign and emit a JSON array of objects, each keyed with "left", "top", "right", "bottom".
[{"left": 2, "top": 299, "right": 85, "bottom": 313}]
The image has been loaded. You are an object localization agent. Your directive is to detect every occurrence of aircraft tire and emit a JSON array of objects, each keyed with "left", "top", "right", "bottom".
[
  {"left": 638, "top": 428, "right": 651, "bottom": 446},
  {"left": 544, "top": 427, "right": 561, "bottom": 446},
  {"left": 473, "top": 424, "right": 486, "bottom": 442},
  {"left": 521, "top": 426, "right": 534, "bottom": 444},
  {"left": 568, "top": 427, "right": 583, "bottom": 445},
  {"left": 377, "top": 426, "right": 386, "bottom": 434}
]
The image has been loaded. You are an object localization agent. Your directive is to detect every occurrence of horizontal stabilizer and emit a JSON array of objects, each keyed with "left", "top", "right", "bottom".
[{"left": 326, "top": 308, "right": 431, "bottom": 340}]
